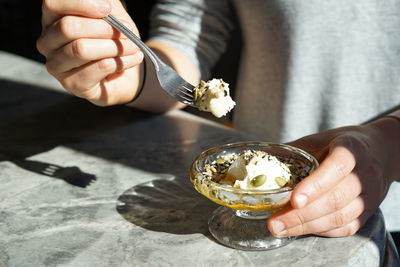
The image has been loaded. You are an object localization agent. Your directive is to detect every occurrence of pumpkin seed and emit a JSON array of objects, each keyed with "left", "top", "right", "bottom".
[
  {"left": 250, "top": 174, "right": 267, "bottom": 187},
  {"left": 216, "top": 158, "right": 225, "bottom": 165},
  {"left": 275, "top": 176, "right": 287, "bottom": 187},
  {"left": 193, "top": 89, "right": 199, "bottom": 103}
]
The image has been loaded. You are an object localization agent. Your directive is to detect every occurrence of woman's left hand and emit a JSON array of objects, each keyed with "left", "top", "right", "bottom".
[{"left": 267, "top": 117, "right": 400, "bottom": 237}]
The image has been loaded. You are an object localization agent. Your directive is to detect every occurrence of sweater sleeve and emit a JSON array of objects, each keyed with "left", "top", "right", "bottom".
[{"left": 147, "top": 0, "right": 233, "bottom": 79}]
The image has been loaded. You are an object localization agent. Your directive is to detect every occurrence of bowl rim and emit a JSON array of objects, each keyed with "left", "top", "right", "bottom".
[{"left": 190, "top": 141, "right": 319, "bottom": 195}]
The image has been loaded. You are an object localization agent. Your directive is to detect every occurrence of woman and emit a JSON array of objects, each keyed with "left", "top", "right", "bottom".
[{"left": 37, "top": 0, "right": 400, "bottom": 238}]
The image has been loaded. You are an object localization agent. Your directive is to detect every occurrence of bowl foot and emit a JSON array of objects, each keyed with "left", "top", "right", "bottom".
[{"left": 208, "top": 206, "right": 295, "bottom": 250}]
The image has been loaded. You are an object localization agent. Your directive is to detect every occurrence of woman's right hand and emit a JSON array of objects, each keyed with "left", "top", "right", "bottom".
[{"left": 37, "top": 0, "right": 145, "bottom": 106}]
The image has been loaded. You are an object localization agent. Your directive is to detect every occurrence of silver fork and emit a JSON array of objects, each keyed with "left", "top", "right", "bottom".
[{"left": 103, "top": 14, "right": 195, "bottom": 106}]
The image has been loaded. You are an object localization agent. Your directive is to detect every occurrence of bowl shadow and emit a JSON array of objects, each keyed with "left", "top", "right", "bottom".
[{"left": 116, "top": 176, "right": 218, "bottom": 236}]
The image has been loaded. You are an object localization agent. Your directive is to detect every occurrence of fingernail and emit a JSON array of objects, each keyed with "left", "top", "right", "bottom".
[
  {"left": 295, "top": 194, "right": 308, "bottom": 208},
  {"left": 271, "top": 220, "right": 286, "bottom": 235}
]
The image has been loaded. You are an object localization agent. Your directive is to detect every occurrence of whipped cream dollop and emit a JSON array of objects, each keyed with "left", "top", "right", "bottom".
[
  {"left": 226, "top": 150, "right": 291, "bottom": 190},
  {"left": 193, "top": 78, "right": 236, "bottom": 118}
]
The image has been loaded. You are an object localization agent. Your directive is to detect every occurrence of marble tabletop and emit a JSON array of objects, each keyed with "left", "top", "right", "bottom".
[{"left": 0, "top": 51, "right": 399, "bottom": 267}]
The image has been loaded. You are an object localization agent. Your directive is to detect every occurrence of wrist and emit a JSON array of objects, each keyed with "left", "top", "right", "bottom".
[{"left": 129, "top": 57, "right": 147, "bottom": 103}]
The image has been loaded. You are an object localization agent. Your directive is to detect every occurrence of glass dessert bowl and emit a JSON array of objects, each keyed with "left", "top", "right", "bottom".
[{"left": 190, "top": 141, "right": 318, "bottom": 250}]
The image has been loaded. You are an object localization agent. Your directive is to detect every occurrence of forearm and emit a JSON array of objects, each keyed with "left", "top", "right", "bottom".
[
  {"left": 366, "top": 109, "right": 400, "bottom": 183},
  {"left": 127, "top": 40, "right": 200, "bottom": 112},
  {"left": 126, "top": 0, "right": 232, "bottom": 112}
]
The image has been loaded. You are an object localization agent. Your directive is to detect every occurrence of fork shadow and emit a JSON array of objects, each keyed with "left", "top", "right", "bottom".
[
  {"left": 117, "top": 176, "right": 218, "bottom": 236},
  {"left": 9, "top": 158, "right": 96, "bottom": 188}
]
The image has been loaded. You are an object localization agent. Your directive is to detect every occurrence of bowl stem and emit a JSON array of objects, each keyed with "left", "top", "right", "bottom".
[{"left": 209, "top": 206, "right": 295, "bottom": 250}]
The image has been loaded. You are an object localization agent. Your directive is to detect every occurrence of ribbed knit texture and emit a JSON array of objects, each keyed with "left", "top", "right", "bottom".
[{"left": 149, "top": 0, "right": 400, "bottom": 142}]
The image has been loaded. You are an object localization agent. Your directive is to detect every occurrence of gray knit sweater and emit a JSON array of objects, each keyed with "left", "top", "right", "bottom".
[{"left": 148, "top": 0, "right": 400, "bottom": 142}]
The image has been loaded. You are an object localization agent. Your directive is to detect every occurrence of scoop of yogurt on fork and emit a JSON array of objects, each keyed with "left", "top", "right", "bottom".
[{"left": 193, "top": 78, "right": 236, "bottom": 118}]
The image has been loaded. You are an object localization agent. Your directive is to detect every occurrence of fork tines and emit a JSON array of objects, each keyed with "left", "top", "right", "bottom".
[{"left": 177, "top": 83, "right": 195, "bottom": 106}]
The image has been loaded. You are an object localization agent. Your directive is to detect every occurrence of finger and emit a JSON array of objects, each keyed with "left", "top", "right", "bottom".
[
  {"left": 47, "top": 38, "right": 140, "bottom": 74},
  {"left": 291, "top": 145, "right": 356, "bottom": 209},
  {"left": 42, "top": 0, "right": 111, "bottom": 28},
  {"left": 316, "top": 210, "right": 374, "bottom": 237},
  {"left": 58, "top": 53, "right": 144, "bottom": 99},
  {"left": 269, "top": 172, "right": 362, "bottom": 232},
  {"left": 37, "top": 16, "right": 131, "bottom": 57},
  {"left": 269, "top": 196, "right": 365, "bottom": 237}
]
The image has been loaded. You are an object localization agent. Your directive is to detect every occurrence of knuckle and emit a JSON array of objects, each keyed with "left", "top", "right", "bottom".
[
  {"left": 58, "top": 16, "right": 77, "bottom": 40},
  {"left": 311, "top": 179, "right": 324, "bottom": 195},
  {"left": 332, "top": 136, "right": 357, "bottom": 168},
  {"left": 298, "top": 224, "right": 308, "bottom": 236},
  {"left": 332, "top": 210, "right": 347, "bottom": 227},
  {"left": 332, "top": 158, "right": 347, "bottom": 179},
  {"left": 70, "top": 39, "right": 89, "bottom": 60},
  {"left": 287, "top": 224, "right": 308, "bottom": 236},
  {"left": 293, "top": 209, "right": 307, "bottom": 227},
  {"left": 97, "top": 58, "right": 116, "bottom": 73},
  {"left": 328, "top": 189, "right": 346, "bottom": 211}
]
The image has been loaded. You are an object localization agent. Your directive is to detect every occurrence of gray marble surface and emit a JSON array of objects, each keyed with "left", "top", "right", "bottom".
[{"left": 0, "top": 51, "right": 399, "bottom": 267}]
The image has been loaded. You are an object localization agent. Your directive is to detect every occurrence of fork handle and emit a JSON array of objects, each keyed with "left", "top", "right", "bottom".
[{"left": 103, "top": 14, "right": 164, "bottom": 71}]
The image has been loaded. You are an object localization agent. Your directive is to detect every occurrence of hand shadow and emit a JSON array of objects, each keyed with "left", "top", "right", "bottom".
[
  {"left": 117, "top": 176, "right": 218, "bottom": 236},
  {"left": 10, "top": 158, "right": 96, "bottom": 188}
]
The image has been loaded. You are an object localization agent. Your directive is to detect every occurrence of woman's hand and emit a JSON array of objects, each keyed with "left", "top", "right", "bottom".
[
  {"left": 36, "top": 0, "right": 144, "bottom": 106},
  {"left": 268, "top": 117, "right": 400, "bottom": 237}
]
